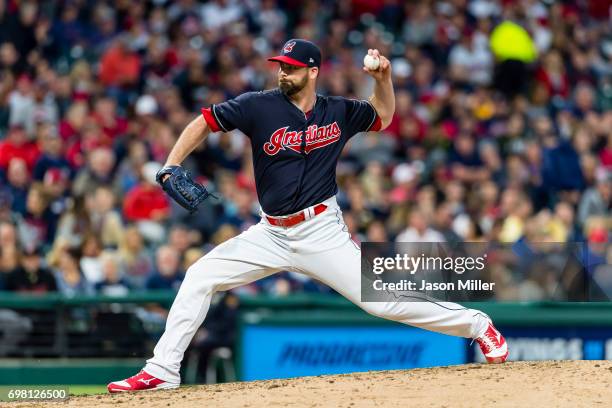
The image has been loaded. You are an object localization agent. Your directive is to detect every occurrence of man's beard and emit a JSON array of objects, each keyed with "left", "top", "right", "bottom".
[{"left": 279, "top": 76, "right": 308, "bottom": 96}]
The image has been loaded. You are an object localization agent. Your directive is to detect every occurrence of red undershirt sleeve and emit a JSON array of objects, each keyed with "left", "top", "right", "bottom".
[
  {"left": 369, "top": 115, "right": 382, "bottom": 132},
  {"left": 200, "top": 107, "right": 222, "bottom": 132}
]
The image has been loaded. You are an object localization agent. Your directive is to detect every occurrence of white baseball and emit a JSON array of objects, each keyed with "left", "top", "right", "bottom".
[{"left": 363, "top": 54, "right": 380, "bottom": 70}]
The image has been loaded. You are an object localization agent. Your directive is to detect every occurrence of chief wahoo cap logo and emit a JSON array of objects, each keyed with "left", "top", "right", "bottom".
[{"left": 283, "top": 41, "right": 296, "bottom": 53}]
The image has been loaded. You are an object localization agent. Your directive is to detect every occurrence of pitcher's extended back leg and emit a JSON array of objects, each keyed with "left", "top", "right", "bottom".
[{"left": 298, "top": 239, "right": 490, "bottom": 339}]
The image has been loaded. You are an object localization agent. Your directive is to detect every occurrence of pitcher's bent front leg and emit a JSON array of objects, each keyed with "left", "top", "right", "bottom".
[{"left": 144, "top": 224, "right": 291, "bottom": 383}]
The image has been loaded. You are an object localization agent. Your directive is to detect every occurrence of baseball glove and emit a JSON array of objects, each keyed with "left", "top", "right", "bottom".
[{"left": 156, "top": 165, "right": 216, "bottom": 213}]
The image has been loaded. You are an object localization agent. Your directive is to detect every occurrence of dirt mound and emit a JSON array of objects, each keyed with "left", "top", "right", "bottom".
[{"left": 13, "top": 361, "right": 612, "bottom": 408}]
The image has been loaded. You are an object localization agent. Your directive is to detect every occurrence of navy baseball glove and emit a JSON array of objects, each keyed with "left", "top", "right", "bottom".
[{"left": 156, "top": 165, "right": 215, "bottom": 213}]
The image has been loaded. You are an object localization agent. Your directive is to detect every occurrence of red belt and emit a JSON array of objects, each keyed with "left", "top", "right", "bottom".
[{"left": 265, "top": 204, "right": 328, "bottom": 228}]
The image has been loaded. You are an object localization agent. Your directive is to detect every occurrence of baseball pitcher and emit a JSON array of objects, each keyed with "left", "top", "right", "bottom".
[{"left": 108, "top": 39, "right": 508, "bottom": 392}]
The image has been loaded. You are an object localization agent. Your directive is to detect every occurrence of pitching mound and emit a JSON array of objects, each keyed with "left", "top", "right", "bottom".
[{"left": 18, "top": 361, "right": 612, "bottom": 407}]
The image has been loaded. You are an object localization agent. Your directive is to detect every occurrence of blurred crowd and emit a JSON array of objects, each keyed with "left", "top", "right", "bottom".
[{"left": 0, "top": 0, "right": 610, "bottom": 299}]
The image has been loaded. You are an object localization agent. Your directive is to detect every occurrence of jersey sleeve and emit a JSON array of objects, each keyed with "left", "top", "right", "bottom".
[
  {"left": 201, "top": 92, "right": 254, "bottom": 135},
  {"left": 344, "top": 98, "right": 382, "bottom": 137}
]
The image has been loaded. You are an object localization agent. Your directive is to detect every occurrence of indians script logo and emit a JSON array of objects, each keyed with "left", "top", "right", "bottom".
[
  {"left": 283, "top": 41, "right": 296, "bottom": 53},
  {"left": 263, "top": 122, "right": 341, "bottom": 156}
]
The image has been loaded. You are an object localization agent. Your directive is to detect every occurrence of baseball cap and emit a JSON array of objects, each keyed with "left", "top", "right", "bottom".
[
  {"left": 142, "top": 161, "right": 162, "bottom": 184},
  {"left": 268, "top": 39, "right": 321, "bottom": 68},
  {"left": 135, "top": 95, "right": 158, "bottom": 116}
]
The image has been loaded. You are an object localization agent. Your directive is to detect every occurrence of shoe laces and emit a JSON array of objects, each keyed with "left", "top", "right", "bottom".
[
  {"left": 131, "top": 370, "right": 145, "bottom": 379},
  {"left": 477, "top": 327, "right": 499, "bottom": 353}
]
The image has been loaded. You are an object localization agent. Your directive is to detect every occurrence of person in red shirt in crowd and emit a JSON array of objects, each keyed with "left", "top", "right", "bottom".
[
  {"left": 99, "top": 35, "right": 141, "bottom": 89},
  {"left": 123, "top": 162, "right": 170, "bottom": 244},
  {"left": 0, "top": 125, "right": 40, "bottom": 172},
  {"left": 58, "top": 101, "right": 88, "bottom": 142},
  {"left": 65, "top": 122, "right": 111, "bottom": 169},
  {"left": 123, "top": 162, "right": 170, "bottom": 221},
  {"left": 535, "top": 50, "right": 570, "bottom": 99},
  {"left": 91, "top": 97, "right": 128, "bottom": 141}
]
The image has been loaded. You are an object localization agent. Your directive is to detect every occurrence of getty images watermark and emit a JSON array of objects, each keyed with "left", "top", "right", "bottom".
[
  {"left": 361, "top": 241, "right": 612, "bottom": 302},
  {"left": 371, "top": 252, "right": 493, "bottom": 292}
]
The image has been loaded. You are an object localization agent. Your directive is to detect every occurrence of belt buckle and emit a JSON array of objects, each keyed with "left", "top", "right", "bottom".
[
  {"left": 270, "top": 215, "right": 289, "bottom": 228},
  {"left": 269, "top": 208, "right": 308, "bottom": 228}
]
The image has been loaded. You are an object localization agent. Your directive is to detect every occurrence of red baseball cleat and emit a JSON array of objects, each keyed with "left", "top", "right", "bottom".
[
  {"left": 107, "top": 370, "right": 179, "bottom": 393},
  {"left": 475, "top": 321, "right": 509, "bottom": 364}
]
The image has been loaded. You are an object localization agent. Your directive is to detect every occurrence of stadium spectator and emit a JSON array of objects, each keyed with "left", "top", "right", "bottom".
[
  {"left": 448, "top": 29, "right": 493, "bottom": 86},
  {"left": 168, "top": 224, "right": 195, "bottom": 258},
  {"left": 396, "top": 208, "right": 445, "bottom": 242},
  {"left": 365, "top": 220, "right": 388, "bottom": 243},
  {"left": 578, "top": 170, "right": 612, "bottom": 226},
  {"left": 403, "top": 3, "right": 436, "bottom": 47},
  {"left": 4, "top": 246, "right": 56, "bottom": 293},
  {"left": 80, "top": 233, "right": 104, "bottom": 285},
  {"left": 123, "top": 161, "right": 170, "bottom": 244},
  {"left": 66, "top": 122, "right": 113, "bottom": 171},
  {"left": 45, "top": 236, "right": 70, "bottom": 272},
  {"left": 72, "top": 147, "right": 116, "bottom": 197},
  {"left": 32, "top": 122, "right": 71, "bottom": 181},
  {"left": 449, "top": 133, "right": 488, "bottom": 184},
  {"left": 41, "top": 167, "right": 71, "bottom": 221},
  {"left": 490, "top": 19, "right": 537, "bottom": 97},
  {"left": 499, "top": 189, "right": 533, "bottom": 243},
  {"left": 146, "top": 245, "right": 183, "bottom": 291},
  {"left": 201, "top": 0, "right": 243, "bottom": 31},
  {"left": 541, "top": 139, "right": 585, "bottom": 202},
  {"left": 51, "top": 1, "right": 88, "bottom": 55},
  {"left": 535, "top": 50, "right": 570, "bottom": 99},
  {"left": 91, "top": 97, "right": 128, "bottom": 141},
  {"left": 183, "top": 247, "right": 205, "bottom": 273},
  {"left": 58, "top": 101, "right": 88, "bottom": 145},
  {"left": 90, "top": 185, "right": 124, "bottom": 249},
  {"left": 118, "top": 225, "right": 154, "bottom": 290},
  {"left": 434, "top": 202, "right": 463, "bottom": 245},
  {"left": 2, "top": 157, "right": 29, "bottom": 215},
  {"left": 95, "top": 251, "right": 131, "bottom": 297},
  {"left": 16, "top": 183, "right": 56, "bottom": 249},
  {"left": 216, "top": 187, "right": 260, "bottom": 231},
  {"left": 53, "top": 247, "right": 94, "bottom": 297},
  {"left": 388, "top": 163, "right": 417, "bottom": 205},
  {"left": 7, "top": 75, "right": 35, "bottom": 134},
  {"left": 114, "top": 139, "right": 151, "bottom": 196},
  {"left": 99, "top": 35, "right": 141, "bottom": 101},
  {"left": 55, "top": 196, "right": 92, "bottom": 248},
  {"left": 209, "top": 224, "right": 239, "bottom": 249},
  {"left": 554, "top": 201, "right": 582, "bottom": 242},
  {"left": 0, "top": 125, "right": 39, "bottom": 172}
]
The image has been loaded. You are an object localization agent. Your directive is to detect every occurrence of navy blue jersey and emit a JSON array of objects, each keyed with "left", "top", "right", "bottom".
[{"left": 202, "top": 89, "right": 381, "bottom": 216}]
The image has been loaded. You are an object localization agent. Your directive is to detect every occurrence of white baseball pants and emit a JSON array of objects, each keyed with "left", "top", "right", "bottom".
[{"left": 144, "top": 196, "right": 490, "bottom": 383}]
